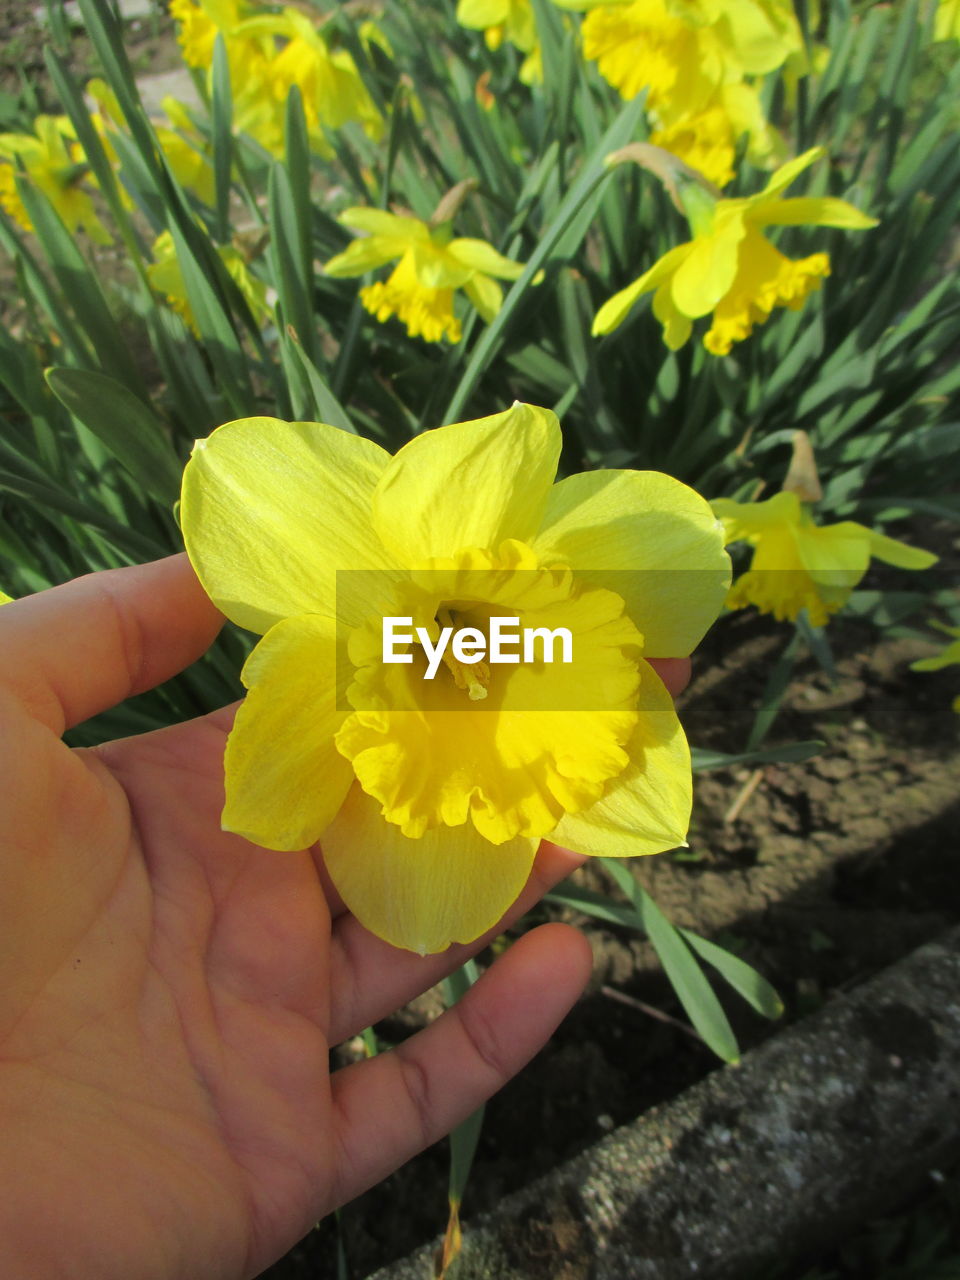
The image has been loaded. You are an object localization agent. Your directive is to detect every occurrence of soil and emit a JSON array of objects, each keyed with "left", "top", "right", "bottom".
[
  {"left": 0, "top": 0, "right": 180, "bottom": 119},
  {"left": 262, "top": 531, "right": 960, "bottom": 1280}
]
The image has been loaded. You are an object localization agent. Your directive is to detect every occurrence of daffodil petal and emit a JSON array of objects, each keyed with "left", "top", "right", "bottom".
[
  {"left": 671, "top": 214, "right": 746, "bottom": 317},
  {"left": 463, "top": 272, "right": 503, "bottom": 322},
  {"left": 371, "top": 402, "right": 561, "bottom": 564},
  {"left": 457, "top": 0, "right": 507, "bottom": 27},
  {"left": 652, "top": 281, "right": 694, "bottom": 349},
  {"left": 321, "top": 783, "right": 538, "bottom": 954},
  {"left": 756, "top": 197, "right": 878, "bottom": 230},
  {"left": 324, "top": 236, "right": 410, "bottom": 276},
  {"left": 182, "top": 417, "right": 399, "bottom": 632},
  {"left": 592, "top": 244, "right": 691, "bottom": 335},
  {"left": 548, "top": 660, "right": 690, "bottom": 856},
  {"left": 867, "top": 528, "right": 938, "bottom": 571},
  {"left": 533, "top": 470, "right": 730, "bottom": 656},
  {"left": 794, "top": 522, "right": 870, "bottom": 589},
  {"left": 715, "top": 0, "right": 803, "bottom": 74},
  {"left": 448, "top": 237, "right": 526, "bottom": 280},
  {"left": 711, "top": 491, "right": 801, "bottom": 542},
  {"left": 411, "top": 243, "right": 473, "bottom": 288},
  {"left": 339, "top": 207, "right": 427, "bottom": 239},
  {"left": 756, "top": 146, "right": 824, "bottom": 200},
  {"left": 222, "top": 615, "right": 354, "bottom": 850}
]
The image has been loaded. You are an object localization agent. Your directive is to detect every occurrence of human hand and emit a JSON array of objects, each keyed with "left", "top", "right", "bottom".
[{"left": 0, "top": 556, "right": 688, "bottom": 1279}]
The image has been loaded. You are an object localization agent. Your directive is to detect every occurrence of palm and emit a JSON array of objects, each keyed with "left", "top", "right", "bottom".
[
  {"left": 6, "top": 701, "right": 336, "bottom": 1277},
  {"left": 0, "top": 557, "right": 606, "bottom": 1280}
]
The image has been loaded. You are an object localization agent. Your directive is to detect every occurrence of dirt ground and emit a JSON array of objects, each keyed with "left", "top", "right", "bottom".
[
  {"left": 0, "top": 0, "right": 179, "bottom": 114},
  {"left": 260, "top": 530, "right": 960, "bottom": 1280}
]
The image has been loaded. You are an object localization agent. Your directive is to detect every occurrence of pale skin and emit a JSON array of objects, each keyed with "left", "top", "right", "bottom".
[{"left": 0, "top": 555, "right": 690, "bottom": 1280}]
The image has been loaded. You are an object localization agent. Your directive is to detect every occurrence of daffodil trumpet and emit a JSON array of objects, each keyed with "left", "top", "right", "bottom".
[{"left": 182, "top": 403, "right": 731, "bottom": 954}]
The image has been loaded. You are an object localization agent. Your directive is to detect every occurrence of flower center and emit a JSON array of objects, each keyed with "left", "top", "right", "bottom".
[
  {"left": 336, "top": 541, "right": 645, "bottom": 844},
  {"left": 435, "top": 606, "right": 491, "bottom": 701}
]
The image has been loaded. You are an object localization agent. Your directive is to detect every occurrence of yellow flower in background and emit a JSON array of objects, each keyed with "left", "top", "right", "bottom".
[
  {"left": 83, "top": 79, "right": 216, "bottom": 208},
  {"left": 456, "top": 0, "right": 543, "bottom": 80},
  {"left": 711, "top": 491, "right": 937, "bottom": 627},
  {"left": 0, "top": 115, "right": 112, "bottom": 243},
  {"left": 181, "top": 403, "right": 730, "bottom": 953},
  {"left": 156, "top": 97, "right": 217, "bottom": 206},
  {"left": 911, "top": 627, "right": 960, "bottom": 712},
  {"left": 171, "top": 0, "right": 382, "bottom": 158},
  {"left": 147, "top": 229, "right": 270, "bottom": 332},
  {"left": 934, "top": 0, "right": 960, "bottom": 41},
  {"left": 0, "top": 590, "right": 12, "bottom": 604},
  {"left": 323, "top": 209, "right": 531, "bottom": 343},
  {"left": 573, "top": 0, "right": 800, "bottom": 180},
  {"left": 579, "top": 0, "right": 804, "bottom": 100},
  {"left": 458, "top": 0, "right": 537, "bottom": 53},
  {"left": 237, "top": 8, "right": 383, "bottom": 152},
  {"left": 593, "top": 147, "right": 877, "bottom": 354},
  {"left": 170, "top": 0, "right": 271, "bottom": 76},
  {"left": 649, "top": 81, "right": 781, "bottom": 188}
]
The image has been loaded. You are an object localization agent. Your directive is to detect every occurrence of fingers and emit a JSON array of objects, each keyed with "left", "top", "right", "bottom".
[
  {"left": 0, "top": 555, "right": 224, "bottom": 733},
  {"left": 327, "top": 839, "right": 585, "bottom": 1045},
  {"left": 647, "top": 656, "right": 691, "bottom": 698},
  {"left": 328, "top": 922, "right": 592, "bottom": 1208}
]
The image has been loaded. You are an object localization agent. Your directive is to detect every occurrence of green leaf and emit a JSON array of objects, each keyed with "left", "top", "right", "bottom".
[
  {"left": 167, "top": 220, "right": 253, "bottom": 417},
  {"left": 279, "top": 327, "right": 357, "bottom": 433},
  {"left": 0, "top": 467, "right": 165, "bottom": 561},
  {"left": 546, "top": 883, "right": 638, "bottom": 931},
  {"left": 211, "top": 33, "right": 234, "bottom": 243},
  {"left": 442, "top": 960, "right": 484, "bottom": 1206},
  {"left": 441, "top": 93, "right": 645, "bottom": 424},
  {"left": 691, "top": 741, "right": 823, "bottom": 771},
  {"left": 747, "top": 630, "right": 803, "bottom": 752},
  {"left": 601, "top": 860, "right": 741, "bottom": 1064},
  {"left": 268, "top": 162, "right": 317, "bottom": 363},
  {"left": 45, "top": 367, "right": 182, "bottom": 506},
  {"left": 678, "top": 930, "right": 783, "bottom": 1020},
  {"left": 13, "top": 177, "right": 144, "bottom": 395}
]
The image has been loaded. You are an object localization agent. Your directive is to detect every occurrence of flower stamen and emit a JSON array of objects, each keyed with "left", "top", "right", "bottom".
[{"left": 436, "top": 607, "right": 490, "bottom": 700}]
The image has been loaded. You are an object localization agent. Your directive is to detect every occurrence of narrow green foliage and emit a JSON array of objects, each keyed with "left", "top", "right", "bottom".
[
  {"left": 601, "top": 859, "right": 741, "bottom": 1063},
  {"left": 45, "top": 368, "right": 183, "bottom": 506}
]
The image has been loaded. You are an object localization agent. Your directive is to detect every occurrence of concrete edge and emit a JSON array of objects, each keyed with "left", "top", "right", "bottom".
[{"left": 372, "top": 925, "right": 960, "bottom": 1280}]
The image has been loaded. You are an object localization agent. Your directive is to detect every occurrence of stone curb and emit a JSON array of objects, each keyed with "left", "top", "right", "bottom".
[{"left": 373, "top": 926, "right": 960, "bottom": 1280}]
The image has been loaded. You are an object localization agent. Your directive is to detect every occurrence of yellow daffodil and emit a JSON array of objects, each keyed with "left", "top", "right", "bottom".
[
  {"left": 648, "top": 81, "right": 781, "bottom": 188},
  {"left": 84, "top": 79, "right": 215, "bottom": 208},
  {"left": 0, "top": 591, "right": 12, "bottom": 604},
  {"left": 236, "top": 8, "right": 383, "bottom": 153},
  {"left": 711, "top": 490, "right": 937, "bottom": 626},
  {"left": 456, "top": 0, "right": 543, "bottom": 81},
  {"left": 181, "top": 402, "right": 730, "bottom": 953},
  {"left": 593, "top": 147, "right": 877, "bottom": 353},
  {"left": 147, "top": 229, "right": 270, "bottom": 332},
  {"left": 576, "top": 0, "right": 804, "bottom": 99},
  {"left": 935, "top": 0, "right": 960, "bottom": 41},
  {"left": 911, "top": 627, "right": 960, "bottom": 712},
  {"left": 576, "top": 0, "right": 800, "bottom": 163},
  {"left": 172, "top": 0, "right": 381, "bottom": 158},
  {"left": 170, "top": 0, "right": 273, "bottom": 81},
  {"left": 323, "top": 209, "right": 530, "bottom": 343},
  {"left": 0, "top": 115, "right": 111, "bottom": 243}
]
